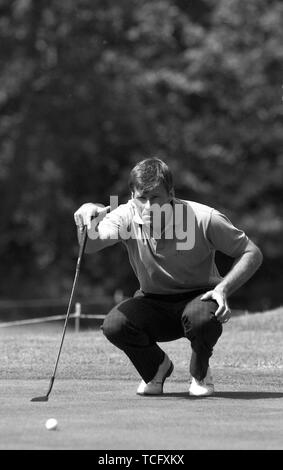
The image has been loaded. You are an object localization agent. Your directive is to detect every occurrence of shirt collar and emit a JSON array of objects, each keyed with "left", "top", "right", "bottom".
[{"left": 131, "top": 200, "right": 144, "bottom": 225}]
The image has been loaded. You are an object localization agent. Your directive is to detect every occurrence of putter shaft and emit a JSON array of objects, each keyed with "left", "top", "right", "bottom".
[{"left": 31, "top": 227, "right": 88, "bottom": 402}]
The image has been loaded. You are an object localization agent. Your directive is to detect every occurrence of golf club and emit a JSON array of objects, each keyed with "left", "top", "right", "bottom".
[{"left": 31, "top": 225, "right": 88, "bottom": 402}]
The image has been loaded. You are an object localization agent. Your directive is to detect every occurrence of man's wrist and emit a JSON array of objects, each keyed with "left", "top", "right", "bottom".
[{"left": 214, "top": 284, "right": 229, "bottom": 297}]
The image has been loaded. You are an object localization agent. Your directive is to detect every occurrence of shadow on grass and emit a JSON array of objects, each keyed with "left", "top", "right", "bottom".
[
  {"left": 213, "top": 391, "right": 283, "bottom": 399},
  {"left": 158, "top": 391, "right": 283, "bottom": 400}
]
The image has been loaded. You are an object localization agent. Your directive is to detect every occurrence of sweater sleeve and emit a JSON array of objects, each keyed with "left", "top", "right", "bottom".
[
  {"left": 85, "top": 203, "right": 131, "bottom": 253},
  {"left": 206, "top": 209, "right": 249, "bottom": 258}
]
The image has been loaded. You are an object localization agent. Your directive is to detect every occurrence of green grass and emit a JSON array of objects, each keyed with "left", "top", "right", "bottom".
[
  {"left": 0, "top": 307, "right": 282, "bottom": 381},
  {"left": 0, "top": 308, "right": 282, "bottom": 450}
]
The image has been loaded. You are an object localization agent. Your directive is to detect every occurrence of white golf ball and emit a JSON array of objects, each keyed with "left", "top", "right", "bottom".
[{"left": 45, "top": 418, "right": 58, "bottom": 431}]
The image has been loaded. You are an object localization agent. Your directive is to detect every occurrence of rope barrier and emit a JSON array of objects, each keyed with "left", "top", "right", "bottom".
[
  {"left": 0, "top": 314, "right": 77, "bottom": 327},
  {"left": 0, "top": 298, "right": 112, "bottom": 308},
  {"left": 0, "top": 303, "right": 106, "bottom": 330}
]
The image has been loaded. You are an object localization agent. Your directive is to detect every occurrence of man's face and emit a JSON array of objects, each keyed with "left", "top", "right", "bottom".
[
  {"left": 132, "top": 184, "right": 172, "bottom": 208},
  {"left": 132, "top": 184, "right": 173, "bottom": 227}
]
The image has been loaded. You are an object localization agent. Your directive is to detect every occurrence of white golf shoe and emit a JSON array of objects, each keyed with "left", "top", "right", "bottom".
[
  {"left": 137, "top": 353, "right": 174, "bottom": 396},
  {"left": 189, "top": 367, "right": 214, "bottom": 397}
]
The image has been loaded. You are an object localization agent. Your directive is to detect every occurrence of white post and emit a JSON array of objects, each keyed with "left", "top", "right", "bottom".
[{"left": 74, "top": 302, "right": 81, "bottom": 333}]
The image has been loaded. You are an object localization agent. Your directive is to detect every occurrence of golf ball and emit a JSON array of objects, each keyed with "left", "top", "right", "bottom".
[{"left": 45, "top": 418, "right": 58, "bottom": 431}]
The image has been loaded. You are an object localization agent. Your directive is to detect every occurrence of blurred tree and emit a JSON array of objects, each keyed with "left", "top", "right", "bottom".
[{"left": 0, "top": 0, "right": 282, "bottom": 310}]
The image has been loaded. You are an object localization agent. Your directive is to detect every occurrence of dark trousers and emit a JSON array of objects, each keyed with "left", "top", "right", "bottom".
[{"left": 101, "top": 289, "right": 223, "bottom": 382}]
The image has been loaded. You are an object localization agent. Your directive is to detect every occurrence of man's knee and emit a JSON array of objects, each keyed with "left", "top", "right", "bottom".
[
  {"left": 102, "top": 298, "right": 150, "bottom": 347},
  {"left": 201, "top": 308, "right": 223, "bottom": 340},
  {"left": 182, "top": 297, "right": 222, "bottom": 339},
  {"left": 102, "top": 308, "right": 129, "bottom": 345}
]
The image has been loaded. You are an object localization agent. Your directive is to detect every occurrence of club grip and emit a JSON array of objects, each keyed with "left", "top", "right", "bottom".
[{"left": 77, "top": 225, "right": 88, "bottom": 270}]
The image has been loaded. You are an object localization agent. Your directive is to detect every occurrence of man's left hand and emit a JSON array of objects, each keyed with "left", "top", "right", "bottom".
[{"left": 201, "top": 289, "right": 231, "bottom": 324}]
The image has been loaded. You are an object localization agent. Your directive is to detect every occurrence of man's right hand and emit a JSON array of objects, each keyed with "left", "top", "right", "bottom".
[{"left": 74, "top": 203, "right": 111, "bottom": 231}]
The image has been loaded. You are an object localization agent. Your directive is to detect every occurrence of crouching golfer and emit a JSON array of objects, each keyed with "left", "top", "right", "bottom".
[{"left": 74, "top": 158, "right": 262, "bottom": 396}]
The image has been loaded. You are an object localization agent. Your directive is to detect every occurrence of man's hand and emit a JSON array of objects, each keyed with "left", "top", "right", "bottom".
[
  {"left": 74, "top": 203, "right": 111, "bottom": 231},
  {"left": 201, "top": 289, "right": 231, "bottom": 324}
]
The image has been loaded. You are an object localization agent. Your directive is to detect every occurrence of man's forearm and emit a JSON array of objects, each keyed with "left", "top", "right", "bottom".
[
  {"left": 77, "top": 223, "right": 120, "bottom": 254},
  {"left": 215, "top": 244, "right": 263, "bottom": 297}
]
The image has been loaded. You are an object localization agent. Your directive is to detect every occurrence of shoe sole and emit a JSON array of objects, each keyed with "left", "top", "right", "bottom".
[
  {"left": 137, "top": 361, "right": 174, "bottom": 396},
  {"left": 189, "top": 391, "right": 214, "bottom": 397},
  {"left": 189, "top": 386, "right": 214, "bottom": 397}
]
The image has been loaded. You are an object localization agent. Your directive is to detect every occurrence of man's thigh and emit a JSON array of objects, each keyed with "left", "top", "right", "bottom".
[
  {"left": 181, "top": 293, "right": 222, "bottom": 338},
  {"left": 106, "top": 296, "right": 184, "bottom": 343}
]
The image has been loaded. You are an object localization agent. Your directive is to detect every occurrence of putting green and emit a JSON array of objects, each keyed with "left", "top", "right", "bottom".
[
  {"left": 0, "top": 310, "right": 282, "bottom": 450},
  {"left": 0, "top": 371, "right": 282, "bottom": 450}
]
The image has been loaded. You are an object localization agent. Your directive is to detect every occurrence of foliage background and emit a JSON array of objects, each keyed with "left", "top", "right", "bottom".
[{"left": 0, "top": 0, "right": 282, "bottom": 314}]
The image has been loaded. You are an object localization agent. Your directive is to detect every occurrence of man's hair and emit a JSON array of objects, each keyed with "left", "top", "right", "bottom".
[{"left": 128, "top": 158, "right": 174, "bottom": 194}]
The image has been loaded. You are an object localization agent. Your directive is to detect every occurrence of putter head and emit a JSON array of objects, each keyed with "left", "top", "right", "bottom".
[
  {"left": 31, "top": 395, "right": 49, "bottom": 402},
  {"left": 31, "top": 376, "right": 54, "bottom": 402}
]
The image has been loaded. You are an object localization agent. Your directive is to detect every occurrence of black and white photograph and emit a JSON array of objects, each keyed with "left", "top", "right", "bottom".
[{"left": 0, "top": 0, "right": 282, "bottom": 454}]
